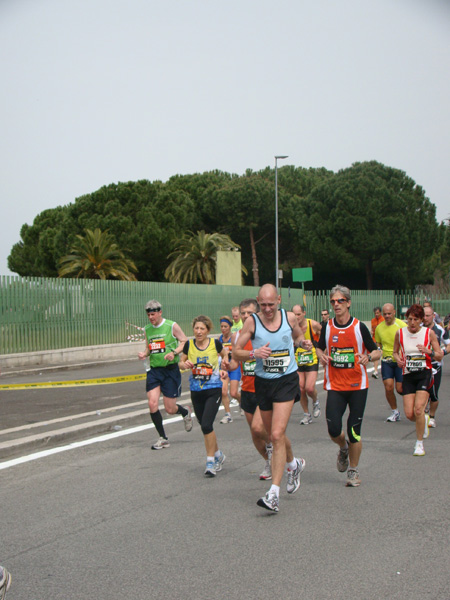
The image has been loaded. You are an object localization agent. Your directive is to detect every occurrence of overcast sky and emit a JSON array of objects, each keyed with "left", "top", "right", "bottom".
[{"left": 1, "top": 0, "right": 449, "bottom": 276}]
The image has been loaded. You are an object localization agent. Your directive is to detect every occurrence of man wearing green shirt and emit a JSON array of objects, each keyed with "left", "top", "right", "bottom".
[
  {"left": 374, "top": 303, "right": 406, "bottom": 423},
  {"left": 138, "top": 300, "right": 192, "bottom": 449}
]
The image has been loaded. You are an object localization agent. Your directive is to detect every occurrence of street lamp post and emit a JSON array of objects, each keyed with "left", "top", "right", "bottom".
[{"left": 275, "top": 155, "right": 288, "bottom": 294}]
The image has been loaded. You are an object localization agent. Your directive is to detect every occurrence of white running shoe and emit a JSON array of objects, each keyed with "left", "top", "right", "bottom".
[
  {"left": 214, "top": 451, "right": 226, "bottom": 472},
  {"left": 259, "top": 460, "right": 272, "bottom": 480},
  {"left": 312, "top": 401, "right": 321, "bottom": 418},
  {"left": 413, "top": 441, "right": 425, "bottom": 456},
  {"left": 300, "top": 413, "right": 312, "bottom": 425},
  {"left": 204, "top": 460, "right": 216, "bottom": 477},
  {"left": 386, "top": 410, "right": 401, "bottom": 422},
  {"left": 346, "top": 469, "right": 361, "bottom": 487},
  {"left": 337, "top": 445, "right": 349, "bottom": 472},
  {"left": 0, "top": 567, "right": 12, "bottom": 600},
  {"left": 286, "top": 458, "right": 305, "bottom": 494},
  {"left": 230, "top": 398, "right": 239, "bottom": 406},
  {"left": 428, "top": 417, "right": 436, "bottom": 428},
  {"left": 183, "top": 410, "right": 193, "bottom": 432},
  {"left": 220, "top": 413, "right": 233, "bottom": 424},
  {"left": 151, "top": 437, "right": 170, "bottom": 450},
  {"left": 257, "top": 490, "right": 279, "bottom": 512},
  {"left": 423, "top": 413, "right": 430, "bottom": 439}
]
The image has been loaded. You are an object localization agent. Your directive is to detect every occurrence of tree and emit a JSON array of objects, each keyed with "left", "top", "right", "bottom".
[
  {"left": 57, "top": 228, "right": 137, "bottom": 280},
  {"left": 164, "top": 230, "right": 247, "bottom": 284},
  {"left": 291, "top": 161, "right": 439, "bottom": 289}
]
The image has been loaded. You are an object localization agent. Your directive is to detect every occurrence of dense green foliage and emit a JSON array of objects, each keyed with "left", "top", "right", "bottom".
[
  {"left": 8, "top": 161, "right": 444, "bottom": 289},
  {"left": 57, "top": 228, "right": 137, "bottom": 280}
]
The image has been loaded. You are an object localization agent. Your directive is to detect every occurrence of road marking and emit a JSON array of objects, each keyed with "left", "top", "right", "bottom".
[{"left": 0, "top": 374, "right": 146, "bottom": 390}]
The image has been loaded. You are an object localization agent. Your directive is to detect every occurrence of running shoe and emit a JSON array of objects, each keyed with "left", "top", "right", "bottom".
[
  {"left": 259, "top": 460, "right": 272, "bottom": 480},
  {"left": 204, "top": 460, "right": 216, "bottom": 477},
  {"left": 413, "top": 441, "right": 425, "bottom": 456},
  {"left": 371, "top": 372, "right": 379, "bottom": 379},
  {"left": 183, "top": 410, "right": 193, "bottom": 432},
  {"left": 386, "top": 410, "right": 401, "bottom": 422},
  {"left": 214, "top": 451, "right": 226, "bottom": 472},
  {"left": 230, "top": 398, "right": 239, "bottom": 406},
  {"left": 423, "top": 413, "right": 430, "bottom": 439},
  {"left": 266, "top": 443, "right": 273, "bottom": 461},
  {"left": 428, "top": 417, "right": 436, "bottom": 428},
  {"left": 257, "top": 490, "right": 279, "bottom": 512},
  {"left": 151, "top": 437, "right": 170, "bottom": 450},
  {"left": 286, "top": 458, "right": 305, "bottom": 494},
  {"left": 312, "top": 401, "right": 321, "bottom": 418},
  {"left": 346, "top": 469, "right": 361, "bottom": 487},
  {"left": 337, "top": 445, "right": 349, "bottom": 472},
  {"left": 0, "top": 567, "right": 12, "bottom": 600},
  {"left": 300, "top": 413, "right": 312, "bottom": 425},
  {"left": 220, "top": 413, "right": 233, "bottom": 424}
]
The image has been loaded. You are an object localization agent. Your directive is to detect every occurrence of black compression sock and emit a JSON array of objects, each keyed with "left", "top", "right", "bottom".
[
  {"left": 176, "top": 404, "right": 188, "bottom": 417},
  {"left": 150, "top": 410, "right": 166, "bottom": 439}
]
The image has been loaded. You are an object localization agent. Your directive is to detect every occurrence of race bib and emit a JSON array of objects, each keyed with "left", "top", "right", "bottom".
[
  {"left": 192, "top": 363, "right": 214, "bottom": 381},
  {"left": 330, "top": 346, "right": 355, "bottom": 369},
  {"left": 262, "top": 350, "right": 290, "bottom": 374},
  {"left": 296, "top": 350, "right": 314, "bottom": 366},
  {"left": 148, "top": 338, "right": 166, "bottom": 354},
  {"left": 405, "top": 354, "right": 426, "bottom": 372},
  {"left": 242, "top": 359, "right": 256, "bottom": 377}
]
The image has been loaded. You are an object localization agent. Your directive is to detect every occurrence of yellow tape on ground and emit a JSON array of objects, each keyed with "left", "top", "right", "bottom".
[{"left": 0, "top": 374, "right": 146, "bottom": 390}]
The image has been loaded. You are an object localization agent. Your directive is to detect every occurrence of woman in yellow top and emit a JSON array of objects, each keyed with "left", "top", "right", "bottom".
[{"left": 179, "top": 315, "right": 229, "bottom": 477}]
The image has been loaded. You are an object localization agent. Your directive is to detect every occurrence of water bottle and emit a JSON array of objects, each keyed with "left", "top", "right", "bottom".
[{"left": 143, "top": 357, "right": 151, "bottom": 371}]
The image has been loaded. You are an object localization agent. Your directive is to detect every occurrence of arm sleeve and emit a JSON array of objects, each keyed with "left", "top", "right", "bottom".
[
  {"left": 360, "top": 323, "right": 378, "bottom": 352},
  {"left": 182, "top": 340, "right": 189, "bottom": 355},
  {"left": 215, "top": 339, "right": 223, "bottom": 354},
  {"left": 317, "top": 322, "right": 327, "bottom": 351}
]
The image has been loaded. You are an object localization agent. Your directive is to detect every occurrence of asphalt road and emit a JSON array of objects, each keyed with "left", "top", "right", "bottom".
[{"left": 1, "top": 360, "right": 449, "bottom": 600}]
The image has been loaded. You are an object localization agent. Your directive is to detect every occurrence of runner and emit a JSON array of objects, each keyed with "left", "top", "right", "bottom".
[
  {"left": 371, "top": 307, "right": 384, "bottom": 378},
  {"left": 292, "top": 305, "right": 322, "bottom": 424},
  {"left": 229, "top": 298, "right": 272, "bottom": 480},
  {"left": 138, "top": 300, "right": 192, "bottom": 450},
  {"left": 178, "top": 315, "right": 228, "bottom": 477},
  {"left": 320, "top": 309, "right": 330, "bottom": 327},
  {"left": 374, "top": 303, "right": 406, "bottom": 422},
  {"left": 218, "top": 316, "right": 241, "bottom": 423},
  {"left": 421, "top": 305, "right": 449, "bottom": 428},
  {"left": 316, "top": 285, "right": 380, "bottom": 487},
  {"left": 393, "top": 304, "right": 443, "bottom": 456},
  {"left": 231, "top": 306, "right": 243, "bottom": 333},
  {"left": 234, "top": 284, "right": 312, "bottom": 513}
]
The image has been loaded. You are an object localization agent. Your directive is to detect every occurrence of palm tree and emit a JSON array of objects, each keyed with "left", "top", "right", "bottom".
[
  {"left": 57, "top": 228, "right": 138, "bottom": 280},
  {"left": 164, "top": 230, "right": 247, "bottom": 284}
]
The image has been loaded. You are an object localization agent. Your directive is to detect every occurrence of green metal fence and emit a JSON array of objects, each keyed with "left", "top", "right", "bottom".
[{"left": 1, "top": 276, "right": 449, "bottom": 354}]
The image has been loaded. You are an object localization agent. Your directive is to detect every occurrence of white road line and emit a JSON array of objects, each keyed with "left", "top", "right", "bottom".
[{"left": 0, "top": 368, "right": 376, "bottom": 471}]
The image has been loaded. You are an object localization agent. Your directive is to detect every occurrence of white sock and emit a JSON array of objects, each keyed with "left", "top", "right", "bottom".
[
  {"left": 214, "top": 450, "right": 222, "bottom": 459},
  {"left": 207, "top": 456, "right": 214, "bottom": 463},
  {"left": 269, "top": 484, "right": 280, "bottom": 497},
  {"left": 287, "top": 458, "right": 298, "bottom": 471}
]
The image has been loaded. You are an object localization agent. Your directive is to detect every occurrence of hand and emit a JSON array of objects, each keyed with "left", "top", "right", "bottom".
[
  {"left": 221, "top": 357, "right": 230, "bottom": 370},
  {"left": 356, "top": 353, "right": 369, "bottom": 366},
  {"left": 320, "top": 353, "right": 330, "bottom": 366},
  {"left": 255, "top": 342, "right": 271, "bottom": 359},
  {"left": 416, "top": 344, "right": 428, "bottom": 355},
  {"left": 164, "top": 351, "right": 175, "bottom": 361},
  {"left": 184, "top": 360, "right": 194, "bottom": 370},
  {"left": 219, "top": 370, "right": 228, "bottom": 380},
  {"left": 138, "top": 352, "right": 147, "bottom": 360},
  {"left": 301, "top": 340, "right": 313, "bottom": 351}
]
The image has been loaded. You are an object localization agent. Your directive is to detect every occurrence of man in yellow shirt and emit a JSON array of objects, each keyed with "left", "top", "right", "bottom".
[{"left": 374, "top": 303, "right": 406, "bottom": 422}]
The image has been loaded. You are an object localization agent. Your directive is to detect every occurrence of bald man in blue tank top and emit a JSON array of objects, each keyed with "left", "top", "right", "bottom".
[{"left": 234, "top": 284, "right": 313, "bottom": 513}]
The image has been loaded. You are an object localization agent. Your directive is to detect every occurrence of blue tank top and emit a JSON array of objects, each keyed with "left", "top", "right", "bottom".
[{"left": 252, "top": 309, "right": 297, "bottom": 379}]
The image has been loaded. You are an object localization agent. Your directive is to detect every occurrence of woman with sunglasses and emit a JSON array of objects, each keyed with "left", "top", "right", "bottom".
[
  {"left": 392, "top": 303, "right": 443, "bottom": 456},
  {"left": 179, "top": 315, "right": 229, "bottom": 477},
  {"left": 316, "top": 285, "right": 380, "bottom": 487}
]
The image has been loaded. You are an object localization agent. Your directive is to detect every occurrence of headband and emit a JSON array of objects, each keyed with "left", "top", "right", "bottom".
[{"left": 220, "top": 318, "right": 233, "bottom": 326}]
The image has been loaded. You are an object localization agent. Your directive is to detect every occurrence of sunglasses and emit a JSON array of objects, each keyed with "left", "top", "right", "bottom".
[
  {"left": 146, "top": 308, "right": 161, "bottom": 314},
  {"left": 330, "top": 298, "right": 347, "bottom": 305}
]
